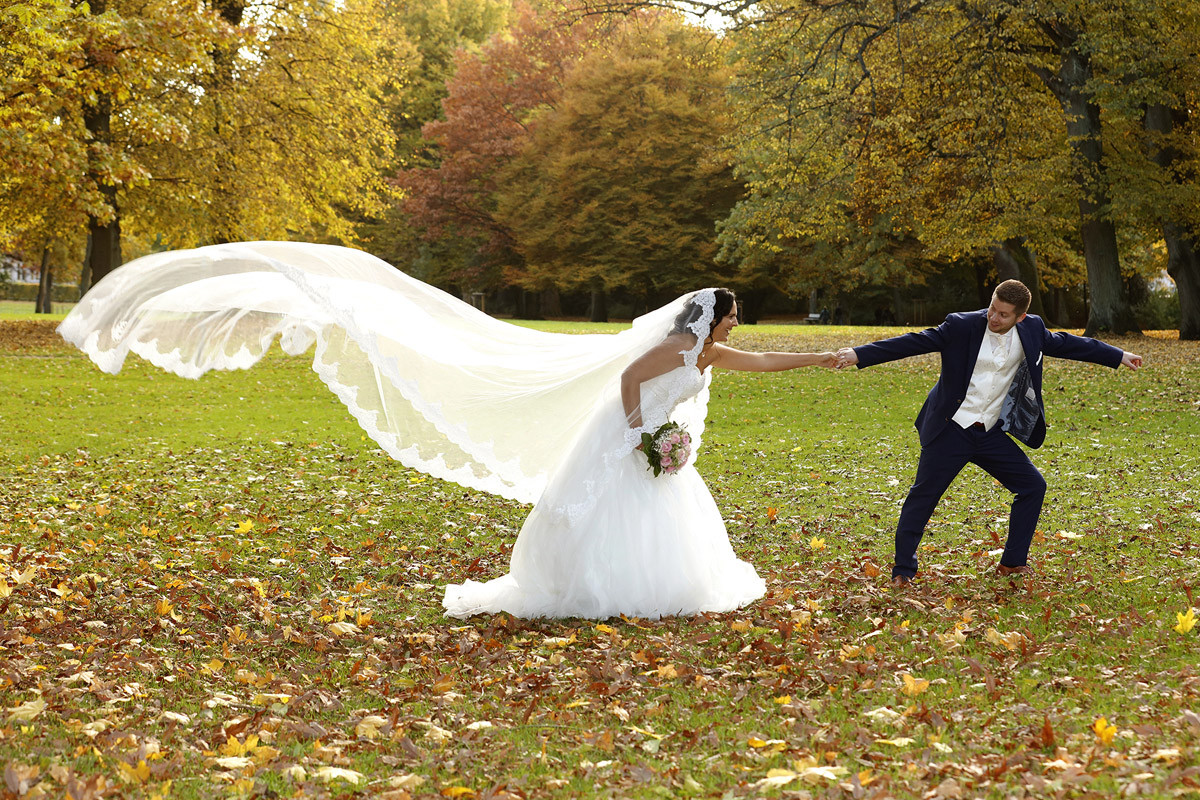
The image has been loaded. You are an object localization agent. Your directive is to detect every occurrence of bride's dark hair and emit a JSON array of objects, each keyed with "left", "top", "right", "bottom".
[{"left": 671, "top": 288, "right": 736, "bottom": 339}]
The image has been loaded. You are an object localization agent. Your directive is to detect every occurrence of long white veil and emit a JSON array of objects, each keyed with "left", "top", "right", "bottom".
[{"left": 58, "top": 242, "right": 711, "bottom": 504}]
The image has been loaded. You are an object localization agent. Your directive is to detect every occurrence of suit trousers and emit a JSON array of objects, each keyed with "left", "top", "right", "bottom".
[{"left": 892, "top": 422, "right": 1047, "bottom": 579}]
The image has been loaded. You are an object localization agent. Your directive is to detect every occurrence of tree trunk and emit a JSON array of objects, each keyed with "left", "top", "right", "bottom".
[
  {"left": 739, "top": 288, "right": 767, "bottom": 325},
  {"left": 992, "top": 238, "right": 1045, "bottom": 317},
  {"left": 208, "top": 0, "right": 247, "bottom": 244},
  {"left": 588, "top": 286, "right": 608, "bottom": 323},
  {"left": 82, "top": 0, "right": 122, "bottom": 290},
  {"left": 1144, "top": 104, "right": 1200, "bottom": 340},
  {"left": 1042, "top": 46, "right": 1138, "bottom": 336},
  {"left": 514, "top": 289, "right": 541, "bottom": 320},
  {"left": 78, "top": 232, "right": 93, "bottom": 298},
  {"left": 86, "top": 188, "right": 122, "bottom": 286},
  {"left": 541, "top": 287, "right": 562, "bottom": 318},
  {"left": 36, "top": 248, "right": 53, "bottom": 314},
  {"left": 972, "top": 260, "right": 991, "bottom": 307}
]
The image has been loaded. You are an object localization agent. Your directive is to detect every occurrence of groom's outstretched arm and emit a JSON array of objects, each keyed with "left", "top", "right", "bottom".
[
  {"left": 836, "top": 319, "right": 953, "bottom": 370},
  {"left": 1039, "top": 323, "right": 1142, "bottom": 370}
]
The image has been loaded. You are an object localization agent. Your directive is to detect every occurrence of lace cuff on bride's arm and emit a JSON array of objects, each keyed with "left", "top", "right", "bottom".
[{"left": 624, "top": 425, "right": 651, "bottom": 451}]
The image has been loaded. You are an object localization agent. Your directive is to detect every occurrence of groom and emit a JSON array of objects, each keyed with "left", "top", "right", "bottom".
[{"left": 834, "top": 280, "right": 1142, "bottom": 586}]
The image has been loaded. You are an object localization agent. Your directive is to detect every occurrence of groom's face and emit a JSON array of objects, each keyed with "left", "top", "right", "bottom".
[{"left": 987, "top": 295, "right": 1026, "bottom": 334}]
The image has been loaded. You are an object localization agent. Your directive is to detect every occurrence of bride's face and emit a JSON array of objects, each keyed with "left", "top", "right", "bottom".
[{"left": 712, "top": 302, "right": 739, "bottom": 342}]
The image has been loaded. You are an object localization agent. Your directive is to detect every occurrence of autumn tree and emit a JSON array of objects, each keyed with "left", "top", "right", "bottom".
[
  {"left": 586, "top": 0, "right": 1200, "bottom": 334},
  {"left": 358, "top": 0, "right": 511, "bottom": 261},
  {"left": 126, "top": 0, "right": 408, "bottom": 251},
  {"left": 492, "top": 14, "right": 739, "bottom": 316},
  {"left": 2, "top": 0, "right": 408, "bottom": 291},
  {"left": 394, "top": 3, "right": 608, "bottom": 292},
  {"left": 0, "top": 0, "right": 215, "bottom": 290}
]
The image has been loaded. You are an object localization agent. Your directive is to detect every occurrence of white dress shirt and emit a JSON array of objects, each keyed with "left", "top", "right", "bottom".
[{"left": 952, "top": 326, "right": 1024, "bottom": 431}]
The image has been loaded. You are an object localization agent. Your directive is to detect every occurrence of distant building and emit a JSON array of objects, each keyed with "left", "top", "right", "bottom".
[{"left": 1, "top": 253, "right": 37, "bottom": 283}]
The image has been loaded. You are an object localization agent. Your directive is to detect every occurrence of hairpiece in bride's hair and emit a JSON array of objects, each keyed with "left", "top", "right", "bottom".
[{"left": 674, "top": 289, "right": 717, "bottom": 369}]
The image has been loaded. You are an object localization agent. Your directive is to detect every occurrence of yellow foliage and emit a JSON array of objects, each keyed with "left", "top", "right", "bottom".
[{"left": 1093, "top": 717, "right": 1118, "bottom": 746}]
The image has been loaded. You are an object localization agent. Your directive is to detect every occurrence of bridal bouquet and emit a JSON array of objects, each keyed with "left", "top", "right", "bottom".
[{"left": 641, "top": 421, "right": 692, "bottom": 477}]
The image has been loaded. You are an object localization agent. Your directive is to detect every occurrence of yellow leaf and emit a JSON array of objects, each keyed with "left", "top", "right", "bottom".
[
  {"left": 356, "top": 715, "right": 388, "bottom": 740},
  {"left": 730, "top": 620, "right": 751, "bottom": 632},
  {"left": 985, "top": 627, "right": 1024, "bottom": 651},
  {"left": 328, "top": 621, "right": 361, "bottom": 636},
  {"left": 655, "top": 664, "right": 679, "bottom": 679},
  {"left": 774, "top": 695, "right": 791, "bottom": 705},
  {"left": 441, "top": 788, "right": 475, "bottom": 798},
  {"left": 766, "top": 507, "right": 779, "bottom": 522},
  {"left": 799, "top": 765, "right": 849, "bottom": 782},
  {"left": 118, "top": 760, "right": 151, "bottom": 784},
  {"left": 0, "top": 580, "right": 10, "bottom": 598},
  {"left": 220, "top": 734, "right": 258, "bottom": 757},
  {"left": 312, "top": 766, "right": 364, "bottom": 785},
  {"left": 753, "top": 768, "right": 797, "bottom": 788},
  {"left": 1093, "top": 717, "right": 1117, "bottom": 746},
  {"left": 154, "top": 598, "right": 173, "bottom": 616},
  {"left": 748, "top": 737, "right": 787, "bottom": 752},
  {"left": 594, "top": 623, "right": 617, "bottom": 634},
  {"left": 875, "top": 737, "right": 914, "bottom": 747},
  {"left": 1174, "top": 608, "right": 1197, "bottom": 634},
  {"left": 901, "top": 673, "right": 930, "bottom": 697},
  {"left": 14, "top": 566, "right": 37, "bottom": 586},
  {"left": 235, "top": 519, "right": 255, "bottom": 534},
  {"left": 809, "top": 537, "right": 827, "bottom": 550},
  {"left": 7, "top": 697, "right": 46, "bottom": 724},
  {"left": 543, "top": 631, "right": 577, "bottom": 648}
]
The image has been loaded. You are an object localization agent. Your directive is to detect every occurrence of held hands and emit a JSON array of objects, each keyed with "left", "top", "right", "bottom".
[
  {"left": 1121, "top": 351, "right": 1143, "bottom": 371},
  {"left": 815, "top": 351, "right": 838, "bottom": 368},
  {"left": 833, "top": 347, "right": 858, "bottom": 369}
]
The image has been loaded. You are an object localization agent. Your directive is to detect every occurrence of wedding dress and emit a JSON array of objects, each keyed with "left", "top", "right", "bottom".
[{"left": 58, "top": 241, "right": 765, "bottom": 619}]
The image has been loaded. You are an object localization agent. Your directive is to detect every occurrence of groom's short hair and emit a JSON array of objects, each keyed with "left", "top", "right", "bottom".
[{"left": 994, "top": 280, "right": 1032, "bottom": 316}]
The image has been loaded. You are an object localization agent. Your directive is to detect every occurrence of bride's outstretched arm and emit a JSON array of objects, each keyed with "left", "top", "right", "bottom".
[
  {"left": 712, "top": 344, "right": 836, "bottom": 372},
  {"left": 621, "top": 340, "right": 688, "bottom": 429}
]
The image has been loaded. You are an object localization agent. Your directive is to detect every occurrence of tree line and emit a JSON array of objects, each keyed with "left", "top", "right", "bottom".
[{"left": 3, "top": 0, "right": 1197, "bottom": 337}]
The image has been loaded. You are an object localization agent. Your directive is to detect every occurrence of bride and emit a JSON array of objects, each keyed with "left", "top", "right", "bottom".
[{"left": 58, "top": 242, "right": 833, "bottom": 620}]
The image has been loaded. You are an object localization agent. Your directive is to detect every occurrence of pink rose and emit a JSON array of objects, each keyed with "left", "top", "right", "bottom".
[{"left": 661, "top": 442, "right": 672, "bottom": 454}]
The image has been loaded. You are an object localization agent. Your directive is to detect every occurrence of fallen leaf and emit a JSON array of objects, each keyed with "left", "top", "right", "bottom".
[
  {"left": 6, "top": 697, "right": 46, "bottom": 724},
  {"left": 901, "top": 672, "right": 930, "bottom": 697},
  {"left": 313, "top": 766, "right": 365, "bottom": 785},
  {"left": 1093, "top": 717, "right": 1117, "bottom": 746}
]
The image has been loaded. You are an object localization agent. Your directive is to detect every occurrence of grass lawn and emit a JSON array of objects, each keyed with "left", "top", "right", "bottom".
[
  {"left": 1, "top": 319, "right": 1198, "bottom": 799},
  {"left": 0, "top": 299, "right": 75, "bottom": 321}
]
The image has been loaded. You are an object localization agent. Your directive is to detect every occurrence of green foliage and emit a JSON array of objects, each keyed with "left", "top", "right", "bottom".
[{"left": 0, "top": 283, "right": 79, "bottom": 303}]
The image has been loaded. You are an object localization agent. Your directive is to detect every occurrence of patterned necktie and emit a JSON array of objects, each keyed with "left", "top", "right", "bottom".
[{"left": 990, "top": 332, "right": 1006, "bottom": 363}]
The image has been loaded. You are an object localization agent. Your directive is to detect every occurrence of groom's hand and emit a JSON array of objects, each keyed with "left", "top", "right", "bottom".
[
  {"left": 834, "top": 347, "right": 858, "bottom": 369},
  {"left": 1121, "top": 351, "right": 1143, "bottom": 371}
]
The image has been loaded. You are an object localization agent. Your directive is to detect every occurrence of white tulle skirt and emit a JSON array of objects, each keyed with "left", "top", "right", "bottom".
[{"left": 443, "top": 389, "right": 765, "bottom": 620}]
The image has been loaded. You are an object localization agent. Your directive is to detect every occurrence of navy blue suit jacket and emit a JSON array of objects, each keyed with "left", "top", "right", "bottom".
[{"left": 853, "top": 310, "right": 1123, "bottom": 449}]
